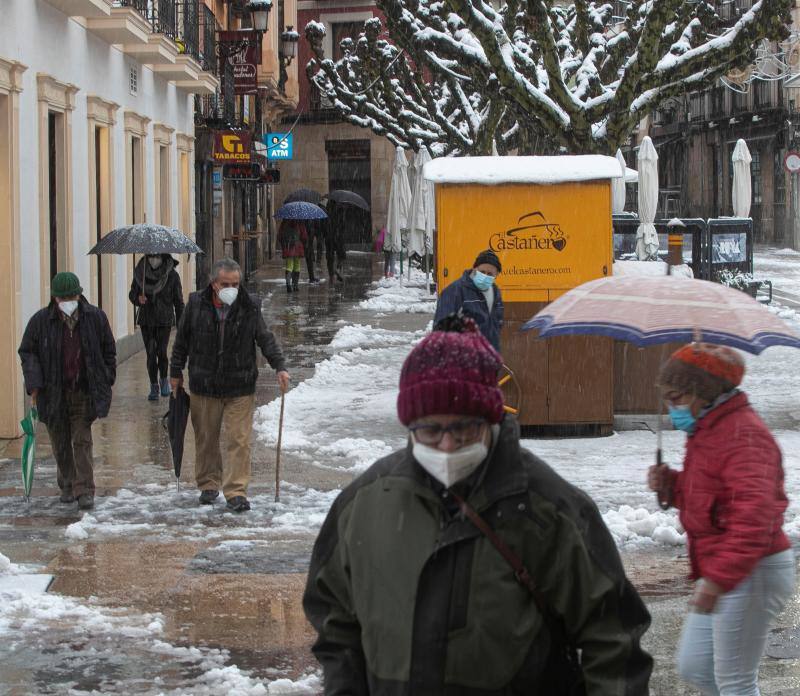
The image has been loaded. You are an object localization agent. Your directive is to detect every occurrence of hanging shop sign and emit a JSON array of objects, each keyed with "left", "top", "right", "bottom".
[
  {"left": 223, "top": 162, "right": 262, "bottom": 181},
  {"left": 213, "top": 131, "right": 252, "bottom": 163},
  {"left": 219, "top": 31, "right": 259, "bottom": 95},
  {"left": 263, "top": 132, "right": 293, "bottom": 160}
]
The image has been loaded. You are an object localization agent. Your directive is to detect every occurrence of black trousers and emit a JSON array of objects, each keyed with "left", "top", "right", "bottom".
[{"left": 141, "top": 325, "right": 171, "bottom": 383}]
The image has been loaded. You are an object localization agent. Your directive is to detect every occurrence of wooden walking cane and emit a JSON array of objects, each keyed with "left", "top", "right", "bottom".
[{"left": 275, "top": 392, "right": 286, "bottom": 502}]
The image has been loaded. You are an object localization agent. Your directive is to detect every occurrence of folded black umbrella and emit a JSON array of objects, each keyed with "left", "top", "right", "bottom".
[{"left": 163, "top": 388, "right": 190, "bottom": 484}]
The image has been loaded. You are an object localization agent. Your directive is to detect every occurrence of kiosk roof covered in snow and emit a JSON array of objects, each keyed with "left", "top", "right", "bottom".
[{"left": 424, "top": 155, "right": 622, "bottom": 186}]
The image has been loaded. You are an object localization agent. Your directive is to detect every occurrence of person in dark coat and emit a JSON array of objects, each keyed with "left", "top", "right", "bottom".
[
  {"left": 129, "top": 254, "right": 184, "bottom": 400},
  {"left": 323, "top": 202, "right": 346, "bottom": 285},
  {"left": 434, "top": 249, "right": 504, "bottom": 352},
  {"left": 648, "top": 343, "right": 794, "bottom": 695},
  {"left": 304, "top": 317, "right": 653, "bottom": 694},
  {"left": 18, "top": 272, "right": 116, "bottom": 510},
  {"left": 170, "top": 258, "right": 290, "bottom": 512}
]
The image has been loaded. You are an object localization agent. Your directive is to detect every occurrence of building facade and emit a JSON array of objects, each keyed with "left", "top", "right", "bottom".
[
  {"left": 193, "top": 0, "right": 300, "bottom": 287},
  {"left": 0, "top": 0, "right": 217, "bottom": 437},
  {"left": 270, "top": 0, "right": 395, "bottom": 238}
]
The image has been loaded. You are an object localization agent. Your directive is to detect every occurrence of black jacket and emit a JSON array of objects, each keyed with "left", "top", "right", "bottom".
[
  {"left": 434, "top": 271, "right": 504, "bottom": 352},
  {"left": 304, "top": 417, "right": 652, "bottom": 695},
  {"left": 129, "top": 256, "right": 184, "bottom": 327},
  {"left": 18, "top": 298, "right": 117, "bottom": 426},
  {"left": 170, "top": 285, "right": 286, "bottom": 398}
]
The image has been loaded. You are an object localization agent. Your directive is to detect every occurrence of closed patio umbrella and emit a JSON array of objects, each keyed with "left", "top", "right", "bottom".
[
  {"left": 386, "top": 147, "right": 412, "bottom": 256},
  {"left": 612, "top": 149, "right": 627, "bottom": 214},
  {"left": 732, "top": 139, "right": 752, "bottom": 218},
  {"left": 636, "top": 136, "right": 660, "bottom": 260}
]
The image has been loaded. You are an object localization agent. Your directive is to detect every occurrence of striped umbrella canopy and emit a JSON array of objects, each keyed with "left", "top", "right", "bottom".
[
  {"left": 522, "top": 275, "right": 800, "bottom": 355},
  {"left": 275, "top": 201, "right": 328, "bottom": 220},
  {"left": 88, "top": 224, "right": 203, "bottom": 255}
]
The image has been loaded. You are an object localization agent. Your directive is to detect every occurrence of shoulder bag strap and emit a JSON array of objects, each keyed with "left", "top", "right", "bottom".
[{"left": 449, "top": 491, "right": 548, "bottom": 615}]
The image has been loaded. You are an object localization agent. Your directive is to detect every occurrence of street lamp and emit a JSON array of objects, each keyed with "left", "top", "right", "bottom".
[
  {"left": 278, "top": 25, "right": 300, "bottom": 93},
  {"left": 247, "top": 0, "right": 272, "bottom": 32},
  {"left": 280, "top": 26, "right": 299, "bottom": 65}
]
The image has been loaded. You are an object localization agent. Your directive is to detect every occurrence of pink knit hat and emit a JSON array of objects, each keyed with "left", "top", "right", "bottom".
[{"left": 397, "top": 319, "right": 504, "bottom": 426}]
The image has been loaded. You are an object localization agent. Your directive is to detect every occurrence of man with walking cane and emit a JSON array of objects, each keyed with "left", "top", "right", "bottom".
[{"left": 170, "top": 258, "right": 289, "bottom": 512}]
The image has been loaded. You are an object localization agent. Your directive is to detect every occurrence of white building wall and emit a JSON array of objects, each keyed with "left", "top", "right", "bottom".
[{"left": 2, "top": 0, "right": 195, "bottom": 340}]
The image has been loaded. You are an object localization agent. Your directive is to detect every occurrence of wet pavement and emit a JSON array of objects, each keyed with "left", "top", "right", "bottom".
[{"left": 0, "top": 252, "right": 798, "bottom": 694}]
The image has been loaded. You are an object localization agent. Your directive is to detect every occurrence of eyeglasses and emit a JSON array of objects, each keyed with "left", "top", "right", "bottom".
[{"left": 409, "top": 419, "right": 486, "bottom": 446}]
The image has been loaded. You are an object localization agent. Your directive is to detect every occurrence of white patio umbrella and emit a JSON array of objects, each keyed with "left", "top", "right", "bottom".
[
  {"left": 732, "top": 139, "right": 752, "bottom": 218},
  {"left": 386, "top": 147, "right": 411, "bottom": 255},
  {"left": 408, "top": 147, "right": 435, "bottom": 281},
  {"left": 636, "top": 136, "right": 660, "bottom": 260},
  {"left": 612, "top": 148, "right": 627, "bottom": 214}
]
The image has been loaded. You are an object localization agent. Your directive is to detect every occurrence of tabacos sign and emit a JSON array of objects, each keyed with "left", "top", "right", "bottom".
[
  {"left": 213, "top": 131, "right": 252, "bottom": 163},
  {"left": 489, "top": 211, "right": 568, "bottom": 252}
]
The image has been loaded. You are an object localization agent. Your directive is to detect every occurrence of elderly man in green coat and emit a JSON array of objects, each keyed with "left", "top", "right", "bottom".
[{"left": 304, "top": 316, "right": 652, "bottom": 695}]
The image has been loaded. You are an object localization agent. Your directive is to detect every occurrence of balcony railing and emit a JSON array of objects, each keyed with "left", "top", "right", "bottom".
[
  {"left": 199, "top": 4, "right": 217, "bottom": 74},
  {"left": 194, "top": 59, "right": 236, "bottom": 126},
  {"left": 112, "top": 1, "right": 214, "bottom": 73}
]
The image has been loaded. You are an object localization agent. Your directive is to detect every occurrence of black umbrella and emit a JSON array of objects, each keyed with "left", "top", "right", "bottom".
[
  {"left": 88, "top": 223, "right": 203, "bottom": 255},
  {"left": 284, "top": 188, "right": 322, "bottom": 205},
  {"left": 163, "top": 388, "right": 190, "bottom": 487},
  {"left": 326, "top": 190, "right": 370, "bottom": 211}
]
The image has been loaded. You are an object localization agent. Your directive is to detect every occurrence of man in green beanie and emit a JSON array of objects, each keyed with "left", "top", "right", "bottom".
[{"left": 18, "top": 272, "right": 116, "bottom": 509}]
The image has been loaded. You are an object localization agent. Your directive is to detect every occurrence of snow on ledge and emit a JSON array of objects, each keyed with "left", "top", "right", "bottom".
[{"left": 424, "top": 155, "right": 622, "bottom": 185}]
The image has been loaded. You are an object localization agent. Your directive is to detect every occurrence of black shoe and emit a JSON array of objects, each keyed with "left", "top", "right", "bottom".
[
  {"left": 285, "top": 271, "right": 292, "bottom": 293},
  {"left": 148, "top": 383, "right": 159, "bottom": 401},
  {"left": 160, "top": 378, "right": 171, "bottom": 397},
  {"left": 226, "top": 496, "right": 251, "bottom": 512},
  {"left": 59, "top": 492, "right": 75, "bottom": 504},
  {"left": 199, "top": 489, "right": 219, "bottom": 505},
  {"left": 291, "top": 271, "right": 300, "bottom": 291},
  {"left": 77, "top": 494, "right": 94, "bottom": 510}
]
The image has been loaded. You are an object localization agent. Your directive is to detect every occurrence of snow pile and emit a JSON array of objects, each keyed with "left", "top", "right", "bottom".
[
  {"left": 267, "top": 673, "right": 323, "bottom": 694},
  {"left": 61, "top": 483, "right": 339, "bottom": 542},
  {"left": 359, "top": 273, "right": 436, "bottom": 314},
  {"left": 602, "top": 506, "right": 685, "bottom": 547},
  {"left": 0, "top": 552, "right": 23, "bottom": 575},
  {"left": 255, "top": 325, "right": 419, "bottom": 473},
  {"left": 423, "top": 155, "right": 622, "bottom": 185}
]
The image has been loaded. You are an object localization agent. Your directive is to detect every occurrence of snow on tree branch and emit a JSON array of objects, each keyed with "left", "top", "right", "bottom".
[{"left": 305, "top": 0, "right": 791, "bottom": 154}]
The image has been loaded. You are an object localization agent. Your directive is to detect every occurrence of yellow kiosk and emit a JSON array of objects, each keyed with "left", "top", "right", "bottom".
[{"left": 424, "top": 155, "right": 621, "bottom": 431}]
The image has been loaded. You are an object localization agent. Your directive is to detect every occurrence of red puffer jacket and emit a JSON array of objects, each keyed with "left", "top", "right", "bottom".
[
  {"left": 668, "top": 391, "right": 790, "bottom": 592},
  {"left": 277, "top": 221, "right": 307, "bottom": 258}
]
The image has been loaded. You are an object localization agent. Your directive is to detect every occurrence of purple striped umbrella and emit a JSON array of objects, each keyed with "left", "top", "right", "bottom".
[{"left": 522, "top": 275, "right": 800, "bottom": 355}]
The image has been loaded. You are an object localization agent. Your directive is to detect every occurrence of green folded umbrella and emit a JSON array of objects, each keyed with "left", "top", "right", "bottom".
[{"left": 20, "top": 407, "right": 37, "bottom": 502}]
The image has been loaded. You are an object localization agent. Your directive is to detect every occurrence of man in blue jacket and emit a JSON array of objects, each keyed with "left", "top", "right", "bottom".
[{"left": 434, "top": 249, "right": 504, "bottom": 352}]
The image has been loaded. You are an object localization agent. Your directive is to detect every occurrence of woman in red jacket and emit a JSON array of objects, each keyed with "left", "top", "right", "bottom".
[
  {"left": 278, "top": 220, "right": 308, "bottom": 293},
  {"left": 649, "top": 343, "right": 795, "bottom": 695}
]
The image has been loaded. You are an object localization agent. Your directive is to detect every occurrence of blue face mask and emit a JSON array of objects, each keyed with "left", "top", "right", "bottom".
[
  {"left": 668, "top": 404, "right": 696, "bottom": 433},
  {"left": 473, "top": 270, "right": 495, "bottom": 292}
]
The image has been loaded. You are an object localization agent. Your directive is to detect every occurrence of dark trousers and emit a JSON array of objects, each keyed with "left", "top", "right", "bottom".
[
  {"left": 326, "top": 235, "right": 345, "bottom": 279},
  {"left": 46, "top": 389, "right": 95, "bottom": 496},
  {"left": 141, "top": 325, "right": 171, "bottom": 383}
]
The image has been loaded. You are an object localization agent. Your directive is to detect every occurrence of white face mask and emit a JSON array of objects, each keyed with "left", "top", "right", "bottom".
[
  {"left": 411, "top": 436, "right": 489, "bottom": 489},
  {"left": 148, "top": 256, "right": 163, "bottom": 269},
  {"left": 59, "top": 300, "right": 78, "bottom": 317},
  {"left": 218, "top": 287, "right": 238, "bottom": 306}
]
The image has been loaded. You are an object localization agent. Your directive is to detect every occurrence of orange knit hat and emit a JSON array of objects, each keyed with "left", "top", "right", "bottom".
[{"left": 659, "top": 343, "right": 745, "bottom": 401}]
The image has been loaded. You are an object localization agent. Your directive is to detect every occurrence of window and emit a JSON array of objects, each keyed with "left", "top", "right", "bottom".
[
  {"left": 751, "top": 149, "right": 762, "bottom": 205},
  {"left": 331, "top": 22, "right": 362, "bottom": 61}
]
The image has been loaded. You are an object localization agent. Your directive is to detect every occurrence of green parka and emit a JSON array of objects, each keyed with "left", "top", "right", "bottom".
[{"left": 303, "top": 417, "right": 652, "bottom": 695}]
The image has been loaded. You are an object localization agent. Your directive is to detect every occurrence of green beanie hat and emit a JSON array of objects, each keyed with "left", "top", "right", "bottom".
[{"left": 51, "top": 272, "right": 83, "bottom": 298}]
